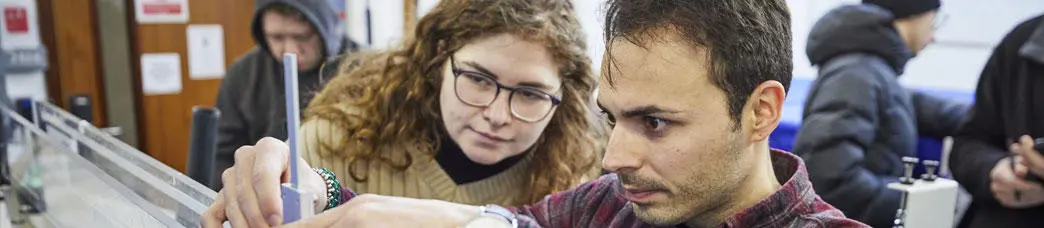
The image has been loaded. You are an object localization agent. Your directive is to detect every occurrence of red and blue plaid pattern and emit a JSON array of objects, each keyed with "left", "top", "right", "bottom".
[{"left": 510, "top": 149, "right": 870, "bottom": 228}]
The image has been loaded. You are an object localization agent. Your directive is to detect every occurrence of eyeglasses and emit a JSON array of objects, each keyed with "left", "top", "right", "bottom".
[
  {"left": 449, "top": 56, "right": 562, "bottom": 122},
  {"left": 932, "top": 12, "right": 949, "bottom": 31}
]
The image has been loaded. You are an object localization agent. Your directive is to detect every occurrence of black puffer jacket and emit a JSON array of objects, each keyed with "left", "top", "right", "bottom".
[{"left": 793, "top": 4, "right": 969, "bottom": 227}]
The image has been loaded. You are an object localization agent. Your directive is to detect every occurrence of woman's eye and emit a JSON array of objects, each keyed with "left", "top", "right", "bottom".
[{"left": 464, "top": 74, "right": 494, "bottom": 87}]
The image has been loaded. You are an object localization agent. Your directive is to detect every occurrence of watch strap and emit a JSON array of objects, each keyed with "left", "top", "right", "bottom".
[{"left": 480, "top": 204, "right": 518, "bottom": 228}]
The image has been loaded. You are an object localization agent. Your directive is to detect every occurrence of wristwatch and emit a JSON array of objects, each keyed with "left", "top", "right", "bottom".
[{"left": 462, "top": 204, "right": 517, "bottom": 228}]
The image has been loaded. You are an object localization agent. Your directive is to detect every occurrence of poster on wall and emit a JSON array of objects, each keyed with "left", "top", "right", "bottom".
[
  {"left": 187, "top": 24, "right": 225, "bottom": 79},
  {"left": 0, "top": 1, "right": 43, "bottom": 49},
  {"left": 135, "top": 0, "right": 188, "bottom": 24},
  {"left": 141, "top": 53, "right": 183, "bottom": 95},
  {"left": 4, "top": 6, "right": 28, "bottom": 34}
]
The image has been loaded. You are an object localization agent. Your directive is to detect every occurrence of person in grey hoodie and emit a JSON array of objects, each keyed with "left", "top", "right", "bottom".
[
  {"left": 213, "top": 0, "right": 360, "bottom": 190},
  {"left": 793, "top": 0, "right": 969, "bottom": 226}
]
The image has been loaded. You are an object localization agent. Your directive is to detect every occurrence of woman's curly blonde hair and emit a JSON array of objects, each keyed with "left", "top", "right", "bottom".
[{"left": 305, "top": 0, "right": 602, "bottom": 205}]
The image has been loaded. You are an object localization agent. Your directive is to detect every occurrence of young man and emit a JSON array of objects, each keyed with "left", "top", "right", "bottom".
[
  {"left": 949, "top": 14, "right": 1044, "bottom": 228},
  {"left": 792, "top": 0, "right": 969, "bottom": 226},
  {"left": 202, "top": 0, "right": 867, "bottom": 227},
  {"left": 212, "top": 0, "right": 359, "bottom": 189}
]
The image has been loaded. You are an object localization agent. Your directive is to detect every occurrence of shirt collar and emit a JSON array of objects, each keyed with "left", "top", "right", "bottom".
[{"left": 720, "top": 149, "right": 816, "bottom": 228}]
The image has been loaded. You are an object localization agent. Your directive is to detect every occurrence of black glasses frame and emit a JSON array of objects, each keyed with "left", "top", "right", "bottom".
[{"left": 449, "top": 56, "right": 562, "bottom": 122}]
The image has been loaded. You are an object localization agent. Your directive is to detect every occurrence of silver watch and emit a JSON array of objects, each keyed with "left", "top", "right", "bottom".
[{"left": 462, "top": 204, "right": 517, "bottom": 228}]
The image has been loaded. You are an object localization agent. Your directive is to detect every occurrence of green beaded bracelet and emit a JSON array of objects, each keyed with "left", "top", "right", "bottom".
[{"left": 313, "top": 168, "right": 342, "bottom": 210}]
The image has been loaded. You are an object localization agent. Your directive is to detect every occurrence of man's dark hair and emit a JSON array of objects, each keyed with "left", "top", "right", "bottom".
[{"left": 604, "top": 0, "right": 792, "bottom": 127}]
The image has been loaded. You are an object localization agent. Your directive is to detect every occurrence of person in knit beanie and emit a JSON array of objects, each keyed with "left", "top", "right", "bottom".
[
  {"left": 794, "top": 0, "right": 970, "bottom": 227},
  {"left": 863, "top": 0, "right": 943, "bottom": 54},
  {"left": 864, "top": 0, "right": 940, "bottom": 19}
]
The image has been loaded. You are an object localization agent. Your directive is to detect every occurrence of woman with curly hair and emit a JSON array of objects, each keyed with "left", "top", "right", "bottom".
[
  {"left": 203, "top": 0, "right": 603, "bottom": 226},
  {"left": 301, "top": 0, "right": 601, "bottom": 206}
]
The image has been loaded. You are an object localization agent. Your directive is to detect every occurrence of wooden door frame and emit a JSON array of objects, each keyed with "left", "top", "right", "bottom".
[{"left": 35, "top": 0, "right": 110, "bottom": 127}]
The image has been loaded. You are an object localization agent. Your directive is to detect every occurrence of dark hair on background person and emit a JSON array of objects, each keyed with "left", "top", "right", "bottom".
[{"left": 603, "top": 0, "right": 793, "bottom": 128}]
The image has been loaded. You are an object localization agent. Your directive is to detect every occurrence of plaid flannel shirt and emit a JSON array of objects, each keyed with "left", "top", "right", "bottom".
[{"left": 509, "top": 149, "right": 870, "bottom": 228}]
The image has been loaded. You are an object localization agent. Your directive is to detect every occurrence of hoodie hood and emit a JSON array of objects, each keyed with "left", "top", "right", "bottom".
[
  {"left": 252, "top": 0, "right": 346, "bottom": 59},
  {"left": 806, "top": 4, "right": 913, "bottom": 74},
  {"left": 1019, "top": 18, "right": 1044, "bottom": 64}
]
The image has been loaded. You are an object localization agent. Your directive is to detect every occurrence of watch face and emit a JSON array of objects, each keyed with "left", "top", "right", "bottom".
[{"left": 464, "top": 217, "right": 512, "bottom": 228}]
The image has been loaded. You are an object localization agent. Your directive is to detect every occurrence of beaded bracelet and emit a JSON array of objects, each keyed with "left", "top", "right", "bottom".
[{"left": 312, "top": 168, "right": 342, "bottom": 210}]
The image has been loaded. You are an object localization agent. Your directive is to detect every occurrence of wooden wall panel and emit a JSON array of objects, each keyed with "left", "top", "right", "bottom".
[
  {"left": 35, "top": 0, "right": 61, "bottom": 104},
  {"left": 132, "top": 0, "right": 255, "bottom": 172},
  {"left": 37, "top": 0, "right": 108, "bottom": 126},
  {"left": 220, "top": 0, "right": 257, "bottom": 61}
]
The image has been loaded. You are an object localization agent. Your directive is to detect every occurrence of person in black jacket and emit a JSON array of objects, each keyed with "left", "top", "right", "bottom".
[
  {"left": 949, "top": 14, "right": 1044, "bottom": 228},
  {"left": 792, "top": 0, "right": 970, "bottom": 226},
  {"left": 213, "top": 0, "right": 360, "bottom": 190}
]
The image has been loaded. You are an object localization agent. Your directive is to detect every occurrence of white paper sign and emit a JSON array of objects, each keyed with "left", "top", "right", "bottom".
[
  {"left": 187, "top": 24, "right": 226, "bottom": 79},
  {"left": 135, "top": 0, "right": 188, "bottom": 23},
  {"left": 141, "top": 53, "right": 182, "bottom": 95},
  {"left": 1, "top": 0, "right": 43, "bottom": 49}
]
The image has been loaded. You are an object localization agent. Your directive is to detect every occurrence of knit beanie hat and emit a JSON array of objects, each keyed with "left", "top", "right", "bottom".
[{"left": 863, "top": 0, "right": 941, "bottom": 19}]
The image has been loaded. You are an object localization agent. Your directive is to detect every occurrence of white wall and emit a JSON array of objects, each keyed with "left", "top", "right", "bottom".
[
  {"left": 790, "top": 0, "right": 861, "bottom": 80},
  {"left": 574, "top": 0, "right": 607, "bottom": 73},
  {"left": 352, "top": 0, "right": 1044, "bottom": 93},
  {"left": 902, "top": 0, "right": 1044, "bottom": 91},
  {"left": 368, "top": 0, "right": 405, "bottom": 49},
  {"left": 344, "top": 0, "right": 367, "bottom": 45},
  {"left": 790, "top": 0, "right": 1044, "bottom": 92},
  {"left": 344, "top": 0, "right": 405, "bottom": 49},
  {"left": 575, "top": 0, "right": 1044, "bottom": 92},
  {"left": 354, "top": 0, "right": 606, "bottom": 65}
]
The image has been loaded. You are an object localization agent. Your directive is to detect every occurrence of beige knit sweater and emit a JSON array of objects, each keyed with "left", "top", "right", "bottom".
[{"left": 299, "top": 118, "right": 531, "bottom": 206}]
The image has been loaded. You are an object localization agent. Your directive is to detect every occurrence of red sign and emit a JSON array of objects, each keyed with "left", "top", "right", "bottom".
[
  {"left": 143, "top": 3, "right": 182, "bottom": 14},
  {"left": 4, "top": 7, "right": 28, "bottom": 34}
]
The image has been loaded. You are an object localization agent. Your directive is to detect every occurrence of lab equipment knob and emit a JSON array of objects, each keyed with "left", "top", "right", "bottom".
[
  {"left": 901, "top": 157, "right": 919, "bottom": 185},
  {"left": 921, "top": 160, "right": 940, "bottom": 181}
]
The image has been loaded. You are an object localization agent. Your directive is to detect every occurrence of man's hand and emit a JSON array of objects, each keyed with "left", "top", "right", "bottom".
[
  {"left": 281, "top": 194, "right": 481, "bottom": 228},
  {"left": 200, "top": 137, "right": 328, "bottom": 228},
  {"left": 1014, "top": 135, "right": 1044, "bottom": 177},
  {"left": 990, "top": 156, "right": 1044, "bottom": 208}
]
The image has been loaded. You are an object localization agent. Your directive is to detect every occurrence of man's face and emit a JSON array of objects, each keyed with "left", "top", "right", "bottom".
[
  {"left": 262, "top": 11, "right": 323, "bottom": 71},
  {"left": 904, "top": 10, "right": 938, "bottom": 54},
  {"left": 598, "top": 35, "right": 755, "bottom": 226}
]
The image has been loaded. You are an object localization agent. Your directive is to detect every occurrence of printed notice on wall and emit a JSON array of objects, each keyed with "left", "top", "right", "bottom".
[
  {"left": 187, "top": 24, "right": 226, "bottom": 79},
  {"left": 141, "top": 53, "right": 183, "bottom": 95},
  {"left": 135, "top": 0, "right": 188, "bottom": 23}
]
